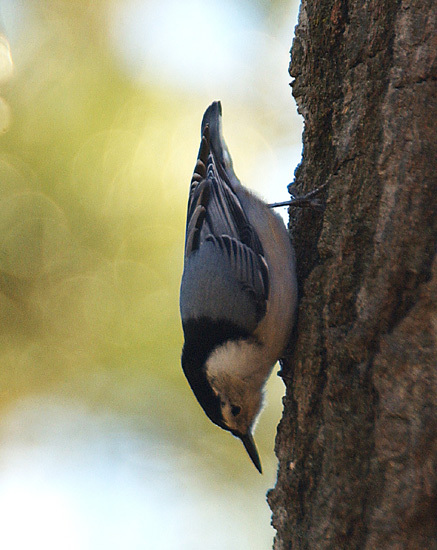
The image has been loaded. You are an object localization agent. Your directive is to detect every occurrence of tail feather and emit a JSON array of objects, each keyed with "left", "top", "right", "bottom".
[{"left": 200, "top": 101, "right": 239, "bottom": 188}]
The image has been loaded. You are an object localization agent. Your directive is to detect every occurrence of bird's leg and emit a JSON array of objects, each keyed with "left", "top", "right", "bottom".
[{"left": 268, "top": 182, "right": 328, "bottom": 210}]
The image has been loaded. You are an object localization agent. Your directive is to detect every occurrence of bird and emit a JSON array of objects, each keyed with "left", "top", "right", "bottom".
[{"left": 180, "top": 101, "right": 298, "bottom": 473}]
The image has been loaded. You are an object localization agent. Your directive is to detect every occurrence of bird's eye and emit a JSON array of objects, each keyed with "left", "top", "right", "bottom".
[{"left": 231, "top": 405, "right": 241, "bottom": 416}]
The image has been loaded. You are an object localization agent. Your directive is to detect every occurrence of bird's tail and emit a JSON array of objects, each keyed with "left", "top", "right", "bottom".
[{"left": 200, "top": 101, "right": 240, "bottom": 188}]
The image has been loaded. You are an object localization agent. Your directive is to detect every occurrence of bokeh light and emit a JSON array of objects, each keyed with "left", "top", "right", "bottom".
[{"left": 0, "top": 1, "right": 301, "bottom": 548}]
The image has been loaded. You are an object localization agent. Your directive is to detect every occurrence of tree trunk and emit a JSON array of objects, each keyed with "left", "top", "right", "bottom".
[{"left": 268, "top": 1, "right": 436, "bottom": 548}]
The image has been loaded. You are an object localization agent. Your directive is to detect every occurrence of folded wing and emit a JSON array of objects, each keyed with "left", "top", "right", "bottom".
[{"left": 181, "top": 102, "right": 269, "bottom": 332}]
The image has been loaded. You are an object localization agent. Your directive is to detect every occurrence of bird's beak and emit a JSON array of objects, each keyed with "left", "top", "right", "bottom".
[{"left": 240, "top": 433, "right": 262, "bottom": 474}]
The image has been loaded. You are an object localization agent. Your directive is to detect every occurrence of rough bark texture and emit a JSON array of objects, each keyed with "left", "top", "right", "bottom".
[{"left": 268, "top": 1, "right": 436, "bottom": 548}]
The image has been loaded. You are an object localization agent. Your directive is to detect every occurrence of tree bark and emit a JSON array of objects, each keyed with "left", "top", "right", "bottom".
[{"left": 268, "top": 1, "right": 436, "bottom": 548}]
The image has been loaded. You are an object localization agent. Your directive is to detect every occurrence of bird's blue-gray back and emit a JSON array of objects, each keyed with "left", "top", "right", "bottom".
[{"left": 181, "top": 103, "right": 269, "bottom": 332}]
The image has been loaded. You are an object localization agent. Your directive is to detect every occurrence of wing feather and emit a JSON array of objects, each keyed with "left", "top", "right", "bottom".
[{"left": 182, "top": 102, "right": 269, "bottom": 327}]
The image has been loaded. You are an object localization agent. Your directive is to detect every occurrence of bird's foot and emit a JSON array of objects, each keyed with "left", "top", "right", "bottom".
[{"left": 268, "top": 182, "right": 328, "bottom": 210}]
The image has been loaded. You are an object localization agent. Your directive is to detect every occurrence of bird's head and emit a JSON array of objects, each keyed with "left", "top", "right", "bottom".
[
  {"left": 181, "top": 321, "right": 267, "bottom": 473},
  {"left": 204, "top": 339, "right": 267, "bottom": 473}
]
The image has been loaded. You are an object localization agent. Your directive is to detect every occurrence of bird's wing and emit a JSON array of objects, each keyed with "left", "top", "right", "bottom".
[{"left": 181, "top": 102, "right": 269, "bottom": 330}]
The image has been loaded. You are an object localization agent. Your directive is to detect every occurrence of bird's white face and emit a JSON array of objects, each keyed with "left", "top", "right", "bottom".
[
  {"left": 217, "top": 390, "right": 262, "bottom": 435},
  {"left": 205, "top": 339, "right": 266, "bottom": 435}
]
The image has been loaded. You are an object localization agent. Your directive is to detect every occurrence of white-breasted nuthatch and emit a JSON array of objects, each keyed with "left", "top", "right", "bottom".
[{"left": 180, "top": 102, "right": 298, "bottom": 473}]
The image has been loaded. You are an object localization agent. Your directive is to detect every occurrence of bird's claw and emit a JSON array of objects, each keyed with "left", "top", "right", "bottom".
[{"left": 268, "top": 182, "right": 328, "bottom": 210}]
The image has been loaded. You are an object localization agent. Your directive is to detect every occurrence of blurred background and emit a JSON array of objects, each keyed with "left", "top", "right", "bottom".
[{"left": 0, "top": 1, "right": 302, "bottom": 548}]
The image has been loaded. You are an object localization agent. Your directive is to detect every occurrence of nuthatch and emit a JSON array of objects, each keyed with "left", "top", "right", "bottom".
[{"left": 180, "top": 101, "right": 298, "bottom": 472}]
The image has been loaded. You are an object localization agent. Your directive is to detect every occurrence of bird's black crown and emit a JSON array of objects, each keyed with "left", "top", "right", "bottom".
[{"left": 181, "top": 317, "right": 251, "bottom": 430}]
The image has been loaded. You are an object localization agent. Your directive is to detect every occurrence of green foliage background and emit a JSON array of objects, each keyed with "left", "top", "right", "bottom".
[
  {"left": 0, "top": 1, "right": 299, "bottom": 548},
  {"left": 1, "top": 2, "right": 190, "bottom": 400}
]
